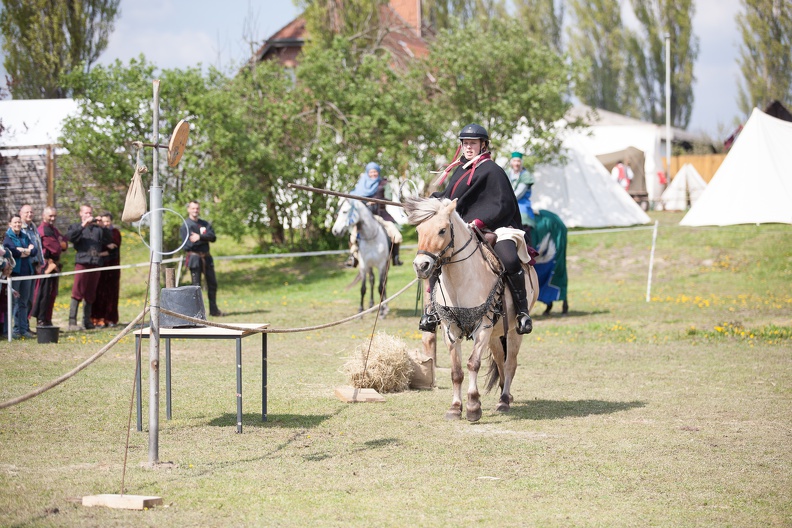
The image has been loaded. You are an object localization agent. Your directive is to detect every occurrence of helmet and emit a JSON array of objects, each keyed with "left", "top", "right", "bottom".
[{"left": 458, "top": 123, "right": 489, "bottom": 141}]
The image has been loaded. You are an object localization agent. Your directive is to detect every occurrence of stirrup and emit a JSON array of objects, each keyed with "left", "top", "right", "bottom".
[
  {"left": 516, "top": 312, "right": 533, "bottom": 335},
  {"left": 418, "top": 309, "right": 439, "bottom": 333}
]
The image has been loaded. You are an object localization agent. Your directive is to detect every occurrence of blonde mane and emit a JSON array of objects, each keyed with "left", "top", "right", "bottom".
[{"left": 404, "top": 196, "right": 455, "bottom": 225}]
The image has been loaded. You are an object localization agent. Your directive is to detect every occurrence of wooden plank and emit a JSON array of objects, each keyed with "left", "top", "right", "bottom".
[
  {"left": 334, "top": 386, "right": 386, "bottom": 403},
  {"left": 82, "top": 494, "right": 163, "bottom": 510}
]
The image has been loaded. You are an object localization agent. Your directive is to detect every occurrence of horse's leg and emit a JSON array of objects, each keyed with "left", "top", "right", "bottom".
[
  {"left": 489, "top": 332, "right": 509, "bottom": 412},
  {"left": 465, "top": 329, "right": 492, "bottom": 422},
  {"left": 359, "top": 270, "right": 366, "bottom": 313},
  {"left": 498, "top": 331, "right": 523, "bottom": 412},
  {"left": 368, "top": 269, "right": 375, "bottom": 308},
  {"left": 446, "top": 337, "right": 464, "bottom": 420}
]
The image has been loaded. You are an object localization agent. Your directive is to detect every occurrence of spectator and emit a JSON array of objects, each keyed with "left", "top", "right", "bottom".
[
  {"left": 67, "top": 205, "right": 111, "bottom": 331},
  {"left": 3, "top": 214, "right": 38, "bottom": 338},
  {"left": 31, "top": 206, "right": 67, "bottom": 327},
  {"left": 179, "top": 201, "right": 223, "bottom": 317},
  {"left": 506, "top": 152, "right": 536, "bottom": 239},
  {"left": 19, "top": 204, "right": 43, "bottom": 318},
  {"left": 0, "top": 246, "right": 16, "bottom": 336},
  {"left": 91, "top": 212, "right": 122, "bottom": 327}
]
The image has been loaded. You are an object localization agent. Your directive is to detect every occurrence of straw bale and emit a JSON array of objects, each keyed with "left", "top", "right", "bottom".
[{"left": 343, "top": 333, "right": 414, "bottom": 393}]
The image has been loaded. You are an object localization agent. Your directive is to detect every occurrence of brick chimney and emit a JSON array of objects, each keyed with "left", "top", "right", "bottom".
[{"left": 389, "top": 0, "right": 422, "bottom": 37}]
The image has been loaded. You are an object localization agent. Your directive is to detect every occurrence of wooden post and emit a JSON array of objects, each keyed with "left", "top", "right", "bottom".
[
  {"left": 164, "top": 268, "right": 175, "bottom": 289},
  {"left": 46, "top": 145, "right": 55, "bottom": 207}
]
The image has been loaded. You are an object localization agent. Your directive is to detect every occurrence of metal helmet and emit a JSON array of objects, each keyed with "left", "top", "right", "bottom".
[{"left": 458, "top": 123, "right": 489, "bottom": 141}]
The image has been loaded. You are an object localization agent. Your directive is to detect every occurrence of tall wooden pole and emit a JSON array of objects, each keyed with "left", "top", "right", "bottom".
[{"left": 148, "top": 80, "right": 163, "bottom": 465}]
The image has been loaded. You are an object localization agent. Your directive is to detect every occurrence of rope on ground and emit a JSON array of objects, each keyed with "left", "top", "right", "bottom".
[
  {"left": 160, "top": 277, "right": 419, "bottom": 334},
  {"left": 0, "top": 309, "right": 149, "bottom": 410}
]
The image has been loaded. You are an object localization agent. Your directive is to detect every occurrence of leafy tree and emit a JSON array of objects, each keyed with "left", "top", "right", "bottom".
[
  {"left": 0, "top": 0, "right": 120, "bottom": 98},
  {"left": 629, "top": 0, "right": 699, "bottom": 128},
  {"left": 567, "top": 0, "right": 639, "bottom": 116},
  {"left": 423, "top": 17, "right": 576, "bottom": 169},
  {"left": 513, "top": 0, "right": 564, "bottom": 54},
  {"left": 736, "top": 0, "right": 792, "bottom": 118}
]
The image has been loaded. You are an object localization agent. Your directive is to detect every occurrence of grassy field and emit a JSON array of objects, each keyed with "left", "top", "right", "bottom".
[{"left": 0, "top": 212, "right": 790, "bottom": 527}]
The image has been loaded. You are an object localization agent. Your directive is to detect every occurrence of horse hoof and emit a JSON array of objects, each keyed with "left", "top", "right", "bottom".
[
  {"left": 495, "top": 402, "right": 510, "bottom": 413},
  {"left": 445, "top": 410, "right": 461, "bottom": 420},
  {"left": 466, "top": 407, "right": 482, "bottom": 422}
]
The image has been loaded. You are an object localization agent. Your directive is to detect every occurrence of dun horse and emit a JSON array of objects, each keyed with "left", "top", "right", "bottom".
[
  {"left": 405, "top": 197, "right": 538, "bottom": 421},
  {"left": 332, "top": 198, "right": 390, "bottom": 315}
]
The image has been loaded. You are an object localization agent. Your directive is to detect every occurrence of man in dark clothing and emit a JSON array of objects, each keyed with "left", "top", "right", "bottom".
[
  {"left": 67, "top": 204, "right": 113, "bottom": 330},
  {"left": 179, "top": 200, "right": 222, "bottom": 316},
  {"left": 91, "top": 212, "right": 122, "bottom": 327},
  {"left": 421, "top": 123, "right": 533, "bottom": 335},
  {"left": 31, "top": 206, "right": 67, "bottom": 327}
]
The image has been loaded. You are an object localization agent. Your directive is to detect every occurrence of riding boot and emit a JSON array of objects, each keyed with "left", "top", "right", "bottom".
[
  {"left": 68, "top": 298, "right": 80, "bottom": 331},
  {"left": 504, "top": 269, "right": 533, "bottom": 335},
  {"left": 391, "top": 243, "right": 403, "bottom": 266},
  {"left": 83, "top": 303, "right": 95, "bottom": 330}
]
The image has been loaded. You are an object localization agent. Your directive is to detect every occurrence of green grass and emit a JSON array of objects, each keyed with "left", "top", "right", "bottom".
[{"left": 1, "top": 212, "right": 790, "bottom": 527}]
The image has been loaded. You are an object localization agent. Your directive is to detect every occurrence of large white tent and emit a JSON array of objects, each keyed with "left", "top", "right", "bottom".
[
  {"left": 531, "top": 135, "right": 651, "bottom": 228},
  {"left": 661, "top": 163, "right": 707, "bottom": 211},
  {"left": 680, "top": 108, "right": 792, "bottom": 226}
]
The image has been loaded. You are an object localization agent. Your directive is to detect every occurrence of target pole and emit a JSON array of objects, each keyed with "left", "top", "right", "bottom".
[{"left": 148, "top": 80, "right": 163, "bottom": 466}]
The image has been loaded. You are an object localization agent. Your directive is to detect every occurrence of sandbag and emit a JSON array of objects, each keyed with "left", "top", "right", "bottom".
[
  {"left": 407, "top": 349, "right": 435, "bottom": 389},
  {"left": 122, "top": 165, "right": 147, "bottom": 222}
]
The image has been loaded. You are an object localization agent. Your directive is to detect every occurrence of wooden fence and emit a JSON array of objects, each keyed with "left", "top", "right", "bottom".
[{"left": 663, "top": 154, "right": 727, "bottom": 183}]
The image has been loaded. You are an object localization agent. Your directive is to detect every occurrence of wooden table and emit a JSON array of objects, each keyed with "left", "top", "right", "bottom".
[{"left": 134, "top": 323, "right": 268, "bottom": 433}]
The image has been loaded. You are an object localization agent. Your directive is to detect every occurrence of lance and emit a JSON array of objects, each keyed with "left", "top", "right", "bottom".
[{"left": 287, "top": 183, "right": 404, "bottom": 207}]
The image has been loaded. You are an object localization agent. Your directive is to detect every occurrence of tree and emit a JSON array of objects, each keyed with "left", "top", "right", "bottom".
[
  {"left": 736, "top": 0, "right": 792, "bottom": 118},
  {"left": 422, "top": 0, "right": 508, "bottom": 31},
  {"left": 0, "top": 0, "right": 120, "bottom": 98},
  {"left": 423, "top": 17, "right": 576, "bottom": 169},
  {"left": 629, "top": 0, "right": 699, "bottom": 128},
  {"left": 567, "top": 0, "right": 639, "bottom": 115},
  {"left": 513, "top": 0, "right": 564, "bottom": 54}
]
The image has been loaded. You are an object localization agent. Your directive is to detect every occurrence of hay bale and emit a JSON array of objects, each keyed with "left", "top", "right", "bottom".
[{"left": 343, "top": 333, "right": 414, "bottom": 393}]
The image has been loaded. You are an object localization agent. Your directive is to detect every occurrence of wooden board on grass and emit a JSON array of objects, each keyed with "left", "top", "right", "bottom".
[
  {"left": 334, "top": 386, "right": 386, "bottom": 403},
  {"left": 82, "top": 494, "right": 163, "bottom": 510}
]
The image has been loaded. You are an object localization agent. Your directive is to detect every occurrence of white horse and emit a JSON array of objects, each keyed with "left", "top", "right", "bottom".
[
  {"left": 405, "top": 197, "right": 538, "bottom": 421},
  {"left": 331, "top": 198, "right": 390, "bottom": 315}
]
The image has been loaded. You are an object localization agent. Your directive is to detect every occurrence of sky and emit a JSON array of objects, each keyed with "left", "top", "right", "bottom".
[{"left": 7, "top": 0, "right": 746, "bottom": 138}]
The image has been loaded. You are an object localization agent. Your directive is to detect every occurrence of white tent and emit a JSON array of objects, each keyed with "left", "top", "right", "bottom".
[
  {"left": 661, "top": 163, "right": 707, "bottom": 211},
  {"left": 531, "top": 135, "right": 651, "bottom": 228},
  {"left": 680, "top": 108, "right": 792, "bottom": 226}
]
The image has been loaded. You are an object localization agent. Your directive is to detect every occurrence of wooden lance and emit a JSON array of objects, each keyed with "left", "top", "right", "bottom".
[{"left": 287, "top": 183, "right": 404, "bottom": 207}]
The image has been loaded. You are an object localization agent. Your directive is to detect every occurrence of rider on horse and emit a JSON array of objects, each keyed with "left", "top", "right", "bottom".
[
  {"left": 419, "top": 123, "right": 534, "bottom": 335},
  {"left": 346, "top": 162, "right": 403, "bottom": 268}
]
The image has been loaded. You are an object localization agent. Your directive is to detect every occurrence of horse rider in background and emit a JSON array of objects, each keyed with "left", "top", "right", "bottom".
[{"left": 346, "top": 161, "right": 403, "bottom": 268}]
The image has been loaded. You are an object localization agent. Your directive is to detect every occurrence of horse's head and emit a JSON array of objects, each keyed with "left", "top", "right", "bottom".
[
  {"left": 331, "top": 199, "right": 361, "bottom": 237},
  {"left": 404, "top": 197, "right": 459, "bottom": 279}
]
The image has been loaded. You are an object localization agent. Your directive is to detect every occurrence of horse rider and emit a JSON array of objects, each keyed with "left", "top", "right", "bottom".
[
  {"left": 419, "top": 123, "right": 533, "bottom": 335},
  {"left": 346, "top": 161, "right": 403, "bottom": 267}
]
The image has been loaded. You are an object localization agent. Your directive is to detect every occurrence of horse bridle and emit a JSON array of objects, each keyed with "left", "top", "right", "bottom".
[{"left": 416, "top": 220, "right": 477, "bottom": 274}]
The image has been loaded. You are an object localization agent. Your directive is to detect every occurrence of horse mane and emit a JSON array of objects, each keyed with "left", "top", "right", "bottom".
[{"left": 404, "top": 196, "right": 455, "bottom": 226}]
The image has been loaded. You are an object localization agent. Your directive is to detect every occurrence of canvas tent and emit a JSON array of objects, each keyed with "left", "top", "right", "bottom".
[
  {"left": 530, "top": 135, "right": 651, "bottom": 228},
  {"left": 661, "top": 163, "right": 707, "bottom": 211},
  {"left": 596, "top": 146, "right": 649, "bottom": 209},
  {"left": 680, "top": 108, "right": 792, "bottom": 226}
]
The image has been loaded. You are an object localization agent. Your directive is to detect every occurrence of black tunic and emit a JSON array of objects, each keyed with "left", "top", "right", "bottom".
[{"left": 431, "top": 156, "right": 523, "bottom": 231}]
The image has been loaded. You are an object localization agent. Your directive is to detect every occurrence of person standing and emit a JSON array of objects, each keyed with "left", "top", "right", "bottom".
[
  {"left": 19, "top": 204, "right": 44, "bottom": 318},
  {"left": 91, "top": 212, "right": 122, "bottom": 327},
  {"left": 506, "top": 152, "right": 536, "bottom": 238},
  {"left": 3, "top": 214, "right": 38, "bottom": 338},
  {"left": 31, "top": 207, "right": 67, "bottom": 327},
  {"left": 180, "top": 201, "right": 223, "bottom": 317},
  {"left": 67, "top": 205, "right": 112, "bottom": 331}
]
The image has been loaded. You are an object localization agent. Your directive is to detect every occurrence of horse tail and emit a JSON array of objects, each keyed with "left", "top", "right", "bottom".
[
  {"left": 484, "top": 345, "right": 501, "bottom": 394},
  {"left": 344, "top": 269, "right": 365, "bottom": 290}
]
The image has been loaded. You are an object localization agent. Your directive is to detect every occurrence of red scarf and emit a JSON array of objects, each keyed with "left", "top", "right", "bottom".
[{"left": 436, "top": 150, "right": 492, "bottom": 196}]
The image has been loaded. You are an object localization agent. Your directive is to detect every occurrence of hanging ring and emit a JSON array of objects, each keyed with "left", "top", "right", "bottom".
[{"left": 136, "top": 208, "right": 190, "bottom": 256}]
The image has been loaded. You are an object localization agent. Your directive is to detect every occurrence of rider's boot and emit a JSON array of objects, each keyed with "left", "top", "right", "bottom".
[
  {"left": 418, "top": 306, "right": 440, "bottom": 333},
  {"left": 83, "top": 302, "right": 95, "bottom": 330},
  {"left": 505, "top": 268, "right": 533, "bottom": 335},
  {"left": 68, "top": 298, "right": 80, "bottom": 331},
  {"left": 345, "top": 253, "right": 358, "bottom": 268},
  {"left": 391, "top": 243, "right": 403, "bottom": 266}
]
